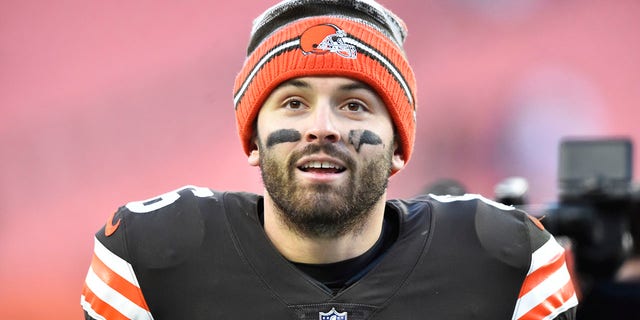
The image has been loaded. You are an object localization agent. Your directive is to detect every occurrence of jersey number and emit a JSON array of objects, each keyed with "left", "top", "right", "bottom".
[{"left": 125, "top": 185, "right": 214, "bottom": 213}]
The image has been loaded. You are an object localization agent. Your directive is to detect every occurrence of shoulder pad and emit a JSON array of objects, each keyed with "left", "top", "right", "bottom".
[
  {"left": 430, "top": 194, "right": 550, "bottom": 268},
  {"left": 98, "top": 185, "right": 219, "bottom": 269}
]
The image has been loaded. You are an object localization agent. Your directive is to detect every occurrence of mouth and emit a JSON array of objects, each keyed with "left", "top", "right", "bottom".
[{"left": 298, "top": 160, "right": 347, "bottom": 174}]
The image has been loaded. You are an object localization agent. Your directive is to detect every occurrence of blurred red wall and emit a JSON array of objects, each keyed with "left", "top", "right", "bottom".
[{"left": 1, "top": 0, "right": 639, "bottom": 318}]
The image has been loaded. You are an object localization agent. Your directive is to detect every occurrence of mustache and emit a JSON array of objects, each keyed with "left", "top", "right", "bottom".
[{"left": 289, "top": 143, "right": 355, "bottom": 169}]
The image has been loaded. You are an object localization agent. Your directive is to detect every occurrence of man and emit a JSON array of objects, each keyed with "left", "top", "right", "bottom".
[{"left": 81, "top": 0, "right": 578, "bottom": 319}]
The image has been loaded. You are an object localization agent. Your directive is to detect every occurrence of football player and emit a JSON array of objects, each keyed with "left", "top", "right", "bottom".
[{"left": 81, "top": 0, "right": 578, "bottom": 319}]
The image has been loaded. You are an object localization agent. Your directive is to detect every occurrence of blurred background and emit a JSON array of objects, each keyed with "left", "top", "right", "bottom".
[{"left": 1, "top": 0, "right": 639, "bottom": 318}]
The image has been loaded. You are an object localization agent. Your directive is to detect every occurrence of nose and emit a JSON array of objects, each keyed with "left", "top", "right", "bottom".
[{"left": 304, "top": 105, "right": 341, "bottom": 144}]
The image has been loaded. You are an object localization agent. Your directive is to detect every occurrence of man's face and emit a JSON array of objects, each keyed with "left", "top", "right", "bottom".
[{"left": 249, "top": 77, "right": 405, "bottom": 238}]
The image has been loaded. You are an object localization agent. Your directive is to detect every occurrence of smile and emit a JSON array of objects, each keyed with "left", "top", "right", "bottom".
[{"left": 298, "top": 160, "right": 346, "bottom": 174}]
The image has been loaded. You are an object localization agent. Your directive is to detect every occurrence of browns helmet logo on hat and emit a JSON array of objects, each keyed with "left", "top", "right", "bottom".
[{"left": 299, "top": 24, "right": 357, "bottom": 59}]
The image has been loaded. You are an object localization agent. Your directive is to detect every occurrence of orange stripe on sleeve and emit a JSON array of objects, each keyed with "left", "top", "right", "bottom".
[
  {"left": 518, "top": 280, "right": 576, "bottom": 320},
  {"left": 518, "top": 252, "right": 566, "bottom": 298},
  {"left": 90, "top": 253, "right": 150, "bottom": 311},
  {"left": 82, "top": 283, "right": 131, "bottom": 320}
]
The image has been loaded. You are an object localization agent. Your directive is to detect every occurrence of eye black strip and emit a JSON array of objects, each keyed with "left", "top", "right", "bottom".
[
  {"left": 349, "top": 130, "right": 382, "bottom": 152},
  {"left": 266, "top": 129, "right": 302, "bottom": 147}
]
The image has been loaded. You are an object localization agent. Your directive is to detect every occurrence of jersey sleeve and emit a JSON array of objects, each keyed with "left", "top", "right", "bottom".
[
  {"left": 81, "top": 235, "right": 153, "bottom": 320},
  {"left": 80, "top": 185, "right": 214, "bottom": 319},
  {"left": 511, "top": 215, "right": 579, "bottom": 320}
]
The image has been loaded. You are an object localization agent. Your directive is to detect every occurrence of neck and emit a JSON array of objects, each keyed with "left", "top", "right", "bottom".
[{"left": 262, "top": 192, "right": 387, "bottom": 264}]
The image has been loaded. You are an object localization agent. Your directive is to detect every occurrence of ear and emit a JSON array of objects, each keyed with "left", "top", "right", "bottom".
[
  {"left": 390, "top": 141, "right": 406, "bottom": 174},
  {"left": 248, "top": 141, "right": 260, "bottom": 167}
]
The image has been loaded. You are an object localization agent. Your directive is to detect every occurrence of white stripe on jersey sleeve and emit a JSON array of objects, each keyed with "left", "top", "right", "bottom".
[
  {"left": 429, "top": 193, "right": 515, "bottom": 211},
  {"left": 93, "top": 237, "right": 141, "bottom": 287},
  {"left": 84, "top": 266, "right": 154, "bottom": 320},
  {"left": 512, "top": 238, "right": 578, "bottom": 320},
  {"left": 513, "top": 261, "right": 573, "bottom": 318},
  {"left": 528, "top": 238, "right": 564, "bottom": 273}
]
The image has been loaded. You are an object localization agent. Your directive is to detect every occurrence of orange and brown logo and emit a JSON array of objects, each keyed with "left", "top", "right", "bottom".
[
  {"left": 104, "top": 211, "right": 121, "bottom": 237},
  {"left": 299, "top": 24, "right": 357, "bottom": 59}
]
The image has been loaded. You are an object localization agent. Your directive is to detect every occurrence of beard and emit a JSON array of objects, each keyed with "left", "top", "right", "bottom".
[{"left": 258, "top": 140, "right": 393, "bottom": 239}]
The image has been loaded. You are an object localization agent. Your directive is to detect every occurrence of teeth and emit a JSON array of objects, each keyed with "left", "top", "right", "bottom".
[{"left": 301, "top": 161, "right": 343, "bottom": 170}]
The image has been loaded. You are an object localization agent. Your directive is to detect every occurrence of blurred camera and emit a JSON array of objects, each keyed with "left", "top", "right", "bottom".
[
  {"left": 489, "top": 137, "right": 640, "bottom": 318},
  {"left": 542, "top": 138, "right": 637, "bottom": 279},
  {"left": 495, "top": 137, "right": 639, "bottom": 282}
]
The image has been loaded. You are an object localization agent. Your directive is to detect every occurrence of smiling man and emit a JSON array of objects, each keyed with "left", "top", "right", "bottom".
[{"left": 81, "top": 1, "right": 578, "bottom": 319}]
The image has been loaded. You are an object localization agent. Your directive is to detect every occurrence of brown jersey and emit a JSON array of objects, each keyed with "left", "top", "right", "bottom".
[{"left": 81, "top": 186, "right": 577, "bottom": 319}]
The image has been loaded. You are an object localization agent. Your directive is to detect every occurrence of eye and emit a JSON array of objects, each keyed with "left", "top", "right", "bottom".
[
  {"left": 283, "top": 99, "right": 305, "bottom": 110},
  {"left": 341, "top": 101, "right": 368, "bottom": 112}
]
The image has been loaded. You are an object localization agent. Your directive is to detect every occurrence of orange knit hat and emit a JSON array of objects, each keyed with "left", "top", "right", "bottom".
[{"left": 233, "top": 0, "right": 417, "bottom": 164}]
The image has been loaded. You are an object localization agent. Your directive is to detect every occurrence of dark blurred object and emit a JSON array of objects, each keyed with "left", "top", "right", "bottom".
[
  {"left": 495, "top": 137, "right": 640, "bottom": 320},
  {"left": 494, "top": 139, "right": 638, "bottom": 277},
  {"left": 575, "top": 279, "right": 640, "bottom": 320},
  {"left": 423, "top": 178, "right": 467, "bottom": 196},
  {"left": 542, "top": 138, "right": 636, "bottom": 280}
]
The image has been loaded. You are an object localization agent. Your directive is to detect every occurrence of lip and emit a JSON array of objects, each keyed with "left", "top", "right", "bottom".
[
  {"left": 295, "top": 155, "right": 348, "bottom": 183},
  {"left": 296, "top": 154, "right": 347, "bottom": 169}
]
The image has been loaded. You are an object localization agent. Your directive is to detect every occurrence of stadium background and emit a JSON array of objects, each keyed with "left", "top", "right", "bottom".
[{"left": 1, "top": 0, "right": 639, "bottom": 318}]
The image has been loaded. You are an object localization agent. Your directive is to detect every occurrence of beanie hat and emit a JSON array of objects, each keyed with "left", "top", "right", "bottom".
[{"left": 233, "top": 0, "right": 417, "bottom": 164}]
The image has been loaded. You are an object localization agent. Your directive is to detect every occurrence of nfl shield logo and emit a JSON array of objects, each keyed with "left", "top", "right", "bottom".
[{"left": 319, "top": 307, "right": 347, "bottom": 320}]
